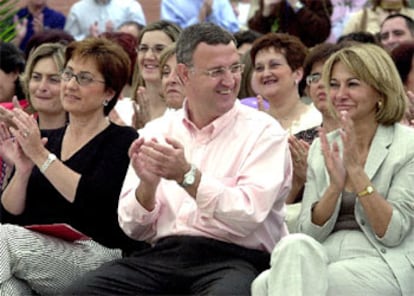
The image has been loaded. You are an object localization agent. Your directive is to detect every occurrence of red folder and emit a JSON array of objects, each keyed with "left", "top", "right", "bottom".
[{"left": 25, "top": 223, "right": 90, "bottom": 241}]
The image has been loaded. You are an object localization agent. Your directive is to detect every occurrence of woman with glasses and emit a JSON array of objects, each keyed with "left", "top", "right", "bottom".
[
  {"left": 130, "top": 20, "right": 181, "bottom": 129},
  {"left": 286, "top": 43, "right": 341, "bottom": 206},
  {"left": 250, "top": 33, "right": 322, "bottom": 137},
  {"left": 0, "top": 37, "right": 148, "bottom": 295},
  {"left": 253, "top": 43, "right": 413, "bottom": 296}
]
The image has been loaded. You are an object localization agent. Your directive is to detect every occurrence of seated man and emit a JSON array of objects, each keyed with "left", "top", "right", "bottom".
[
  {"left": 379, "top": 13, "right": 414, "bottom": 52},
  {"left": 14, "top": 0, "right": 66, "bottom": 50},
  {"left": 64, "top": 22, "right": 292, "bottom": 295},
  {"left": 161, "top": 0, "right": 240, "bottom": 33},
  {"left": 64, "top": 0, "right": 146, "bottom": 41}
]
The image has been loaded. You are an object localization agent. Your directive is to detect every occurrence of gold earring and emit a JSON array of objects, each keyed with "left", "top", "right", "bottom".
[{"left": 377, "top": 100, "right": 383, "bottom": 109}]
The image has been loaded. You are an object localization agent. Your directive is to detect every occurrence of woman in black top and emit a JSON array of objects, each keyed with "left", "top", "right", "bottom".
[{"left": 0, "top": 37, "right": 147, "bottom": 295}]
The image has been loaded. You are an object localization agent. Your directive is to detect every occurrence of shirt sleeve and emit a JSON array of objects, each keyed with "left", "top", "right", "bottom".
[
  {"left": 375, "top": 157, "right": 414, "bottom": 247},
  {"left": 208, "top": 0, "right": 240, "bottom": 33},
  {"left": 64, "top": 10, "right": 85, "bottom": 41},
  {"left": 160, "top": 0, "right": 199, "bottom": 28},
  {"left": 118, "top": 164, "right": 162, "bottom": 242}
]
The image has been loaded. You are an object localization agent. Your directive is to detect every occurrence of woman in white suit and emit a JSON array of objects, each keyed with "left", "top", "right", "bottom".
[{"left": 252, "top": 43, "right": 414, "bottom": 296}]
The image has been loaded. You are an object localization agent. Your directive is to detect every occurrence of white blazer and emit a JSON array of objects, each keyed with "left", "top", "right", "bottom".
[{"left": 298, "top": 124, "right": 414, "bottom": 296}]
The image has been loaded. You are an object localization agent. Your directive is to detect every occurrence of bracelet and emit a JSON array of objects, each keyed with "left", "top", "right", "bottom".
[{"left": 40, "top": 153, "right": 57, "bottom": 174}]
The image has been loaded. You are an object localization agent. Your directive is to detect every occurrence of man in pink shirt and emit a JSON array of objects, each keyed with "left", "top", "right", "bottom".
[{"left": 65, "top": 22, "right": 292, "bottom": 295}]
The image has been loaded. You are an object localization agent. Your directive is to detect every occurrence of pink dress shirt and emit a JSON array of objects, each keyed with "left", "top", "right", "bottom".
[{"left": 118, "top": 100, "right": 292, "bottom": 253}]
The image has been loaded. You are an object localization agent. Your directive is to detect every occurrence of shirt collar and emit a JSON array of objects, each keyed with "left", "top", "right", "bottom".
[{"left": 182, "top": 99, "right": 239, "bottom": 140}]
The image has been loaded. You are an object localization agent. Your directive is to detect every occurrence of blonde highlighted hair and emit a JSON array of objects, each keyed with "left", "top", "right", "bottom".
[{"left": 322, "top": 43, "right": 406, "bottom": 125}]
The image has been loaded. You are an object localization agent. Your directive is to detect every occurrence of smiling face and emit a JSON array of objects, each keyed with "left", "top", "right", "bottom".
[
  {"left": 380, "top": 16, "right": 414, "bottom": 51},
  {"left": 137, "top": 30, "right": 173, "bottom": 83},
  {"left": 178, "top": 42, "right": 241, "bottom": 127},
  {"left": 252, "top": 47, "right": 301, "bottom": 102},
  {"left": 29, "top": 57, "right": 63, "bottom": 115},
  {"left": 307, "top": 61, "right": 328, "bottom": 114},
  {"left": 161, "top": 54, "right": 185, "bottom": 109},
  {"left": 61, "top": 56, "right": 114, "bottom": 117},
  {"left": 329, "top": 61, "right": 380, "bottom": 124}
]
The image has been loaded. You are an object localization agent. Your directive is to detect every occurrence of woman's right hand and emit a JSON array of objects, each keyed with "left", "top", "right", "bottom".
[
  {"left": 133, "top": 87, "right": 151, "bottom": 130},
  {"left": 319, "top": 127, "right": 346, "bottom": 192}
]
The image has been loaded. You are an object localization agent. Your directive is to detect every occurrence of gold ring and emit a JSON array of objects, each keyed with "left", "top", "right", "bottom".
[
  {"left": 22, "top": 131, "right": 29, "bottom": 138},
  {"left": 295, "top": 158, "right": 301, "bottom": 163}
]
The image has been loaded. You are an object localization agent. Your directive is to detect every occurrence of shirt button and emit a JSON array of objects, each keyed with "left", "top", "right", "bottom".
[
  {"left": 380, "top": 248, "right": 387, "bottom": 254},
  {"left": 360, "top": 219, "right": 365, "bottom": 226}
]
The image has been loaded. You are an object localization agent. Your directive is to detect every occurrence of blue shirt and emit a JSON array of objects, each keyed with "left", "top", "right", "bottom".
[
  {"left": 16, "top": 7, "right": 66, "bottom": 50},
  {"left": 161, "top": 0, "right": 240, "bottom": 33}
]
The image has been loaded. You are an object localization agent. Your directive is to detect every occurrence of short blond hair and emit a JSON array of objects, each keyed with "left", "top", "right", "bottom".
[{"left": 323, "top": 43, "right": 406, "bottom": 125}]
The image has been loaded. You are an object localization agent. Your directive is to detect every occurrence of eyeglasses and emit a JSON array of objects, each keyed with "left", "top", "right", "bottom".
[
  {"left": 137, "top": 44, "right": 167, "bottom": 55},
  {"left": 191, "top": 63, "right": 245, "bottom": 79},
  {"left": 306, "top": 73, "right": 322, "bottom": 86},
  {"left": 61, "top": 69, "right": 105, "bottom": 86}
]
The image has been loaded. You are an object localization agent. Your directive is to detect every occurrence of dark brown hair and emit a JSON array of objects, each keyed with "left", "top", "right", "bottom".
[
  {"left": 391, "top": 41, "right": 414, "bottom": 84},
  {"left": 65, "top": 37, "right": 131, "bottom": 115}
]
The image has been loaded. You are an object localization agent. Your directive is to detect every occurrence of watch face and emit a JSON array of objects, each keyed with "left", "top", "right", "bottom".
[
  {"left": 367, "top": 186, "right": 374, "bottom": 194},
  {"left": 185, "top": 175, "right": 195, "bottom": 185}
]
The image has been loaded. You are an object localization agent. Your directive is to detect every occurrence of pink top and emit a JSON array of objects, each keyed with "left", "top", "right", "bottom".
[{"left": 118, "top": 101, "right": 292, "bottom": 253}]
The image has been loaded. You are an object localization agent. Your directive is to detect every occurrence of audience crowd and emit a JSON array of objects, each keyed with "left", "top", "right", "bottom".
[{"left": 0, "top": 0, "right": 413, "bottom": 295}]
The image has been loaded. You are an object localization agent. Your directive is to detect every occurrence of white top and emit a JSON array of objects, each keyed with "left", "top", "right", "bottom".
[
  {"left": 289, "top": 103, "right": 322, "bottom": 135},
  {"left": 114, "top": 97, "right": 135, "bottom": 127},
  {"left": 64, "top": 0, "right": 147, "bottom": 40}
]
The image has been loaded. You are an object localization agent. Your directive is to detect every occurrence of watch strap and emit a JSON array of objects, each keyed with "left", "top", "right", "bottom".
[
  {"left": 180, "top": 164, "right": 197, "bottom": 187},
  {"left": 357, "top": 185, "right": 374, "bottom": 198},
  {"left": 40, "top": 153, "right": 57, "bottom": 174}
]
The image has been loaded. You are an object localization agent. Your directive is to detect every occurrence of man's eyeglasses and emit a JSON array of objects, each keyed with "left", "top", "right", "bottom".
[
  {"left": 137, "top": 44, "right": 167, "bottom": 55},
  {"left": 191, "top": 63, "right": 245, "bottom": 79},
  {"left": 306, "top": 73, "right": 322, "bottom": 86},
  {"left": 61, "top": 69, "right": 105, "bottom": 86}
]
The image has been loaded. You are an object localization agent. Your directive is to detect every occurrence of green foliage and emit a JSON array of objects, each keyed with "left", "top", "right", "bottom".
[{"left": 0, "top": 0, "right": 18, "bottom": 42}]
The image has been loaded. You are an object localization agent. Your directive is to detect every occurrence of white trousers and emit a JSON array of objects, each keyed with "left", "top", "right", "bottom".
[
  {"left": 0, "top": 224, "right": 122, "bottom": 295},
  {"left": 252, "top": 232, "right": 401, "bottom": 296}
]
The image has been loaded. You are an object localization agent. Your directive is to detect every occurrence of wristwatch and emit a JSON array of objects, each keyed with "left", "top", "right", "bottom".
[
  {"left": 40, "top": 153, "right": 57, "bottom": 174},
  {"left": 180, "top": 164, "right": 197, "bottom": 187},
  {"left": 293, "top": 1, "right": 304, "bottom": 13},
  {"left": 357, "top": 185, "right": 375, "bottom": 198}
]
